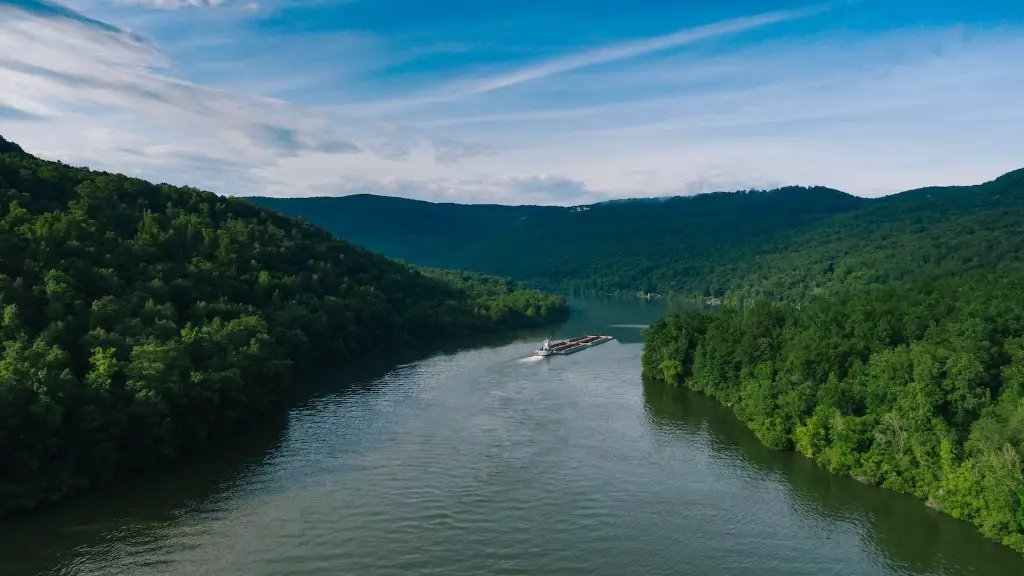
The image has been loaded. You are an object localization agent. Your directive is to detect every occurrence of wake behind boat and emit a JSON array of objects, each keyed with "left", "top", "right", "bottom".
[{"left": 536, "top": 335, "right": 613, "bottom": 356}]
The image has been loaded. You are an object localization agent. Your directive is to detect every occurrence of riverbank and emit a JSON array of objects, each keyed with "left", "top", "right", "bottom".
[
  {"left": 0, "top": 135, "right": 577, "bottom": 519},
  {"left": 641, "top": 285, "right": 1024, "bottom": 554},
  {"left": 0, "top": 314, "right": 568, "bottom": 522},
  {"left": 4, "top": 297, "right": 1021, "bottom": 576}
]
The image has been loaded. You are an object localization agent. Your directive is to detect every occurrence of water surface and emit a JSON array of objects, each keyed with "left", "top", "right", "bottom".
[{"left": 2, "top": 298, "right": 1021, "bottom": 575}]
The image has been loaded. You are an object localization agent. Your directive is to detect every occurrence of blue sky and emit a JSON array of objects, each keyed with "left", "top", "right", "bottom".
[{"left": 0, "top": 0, "right": 1021, "bottom": 204}]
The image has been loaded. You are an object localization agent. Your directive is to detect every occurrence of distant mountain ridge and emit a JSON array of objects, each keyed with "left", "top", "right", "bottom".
[{"left": 247, "top": 184, "right": 869, "bottom": 297}]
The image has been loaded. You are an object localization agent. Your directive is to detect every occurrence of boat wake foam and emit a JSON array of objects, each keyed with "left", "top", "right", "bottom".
[{"left": 517, "top": 355, "right": 546, "bottom": 363}]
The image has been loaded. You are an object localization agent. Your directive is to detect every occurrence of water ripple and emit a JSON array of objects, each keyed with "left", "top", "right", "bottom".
[{"left": 3, "top": 307, "right": 1024, "bottom": 576}]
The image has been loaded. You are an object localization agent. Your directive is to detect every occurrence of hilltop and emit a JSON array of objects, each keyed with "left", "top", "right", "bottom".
[
  {"left": 249, "top": 168, "right": 1024, "bottom": 302},
  {"left": 248, "top": 185, "right": 866, "bottom": 297},
  {"left": 728, "top": 167, "right": 1024, "bottom": 303}
]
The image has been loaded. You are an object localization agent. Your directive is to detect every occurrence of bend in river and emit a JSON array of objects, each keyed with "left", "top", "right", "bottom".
[{"left": 2, "top": 298, "right": 1022, "bottom": 575}]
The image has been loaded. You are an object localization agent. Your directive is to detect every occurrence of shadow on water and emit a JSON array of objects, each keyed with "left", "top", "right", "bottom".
[
  {"left": 0, "top": 324, "right": 556, "bottom": 576},
  {"left": 0, "top": 417, "right": 286, "bottom": 576},
  {"left": 641, "top": 378, "right": 1024, "bottom": 575},
  {"left": 290, "top": 324, "right": 555, "bottom": 402}
]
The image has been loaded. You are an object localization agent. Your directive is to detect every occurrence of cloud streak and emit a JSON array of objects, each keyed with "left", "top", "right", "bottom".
[
  {"left": 0, "top": 0, "right": 1021, "bottom": 205},
  {"left": 460, "top": 4, "right": 833, "bottom": 97},
  {"left": 336, "top": 2, "right": 836, "bottom": 116},
  {"left": 111, "top": 0, "right": 229, "bottom": 9},
  {"left": 0, "top": 0, "right": 495, "bottom": 187},
  {"left": 0, "top": 102, "right": 44, "bottom": 121}
]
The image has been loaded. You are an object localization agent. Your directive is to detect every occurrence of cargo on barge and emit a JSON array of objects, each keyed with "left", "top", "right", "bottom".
[{"left": 535, "top": 335, "right": 614, "bottom": 356}]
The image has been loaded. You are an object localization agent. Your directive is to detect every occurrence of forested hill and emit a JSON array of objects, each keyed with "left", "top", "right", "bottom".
[
  {"left": 0, "top": 135, "right": 568, "bottom": 516},
  {"left": 248, "top": 169, "right": 1023, "bottom": 300},
  {"left": 250, "top": 194, "right": 551, "bottom": 270},
  {"left": 642, "top": 167, "right": 1024, "bottom": 552},
  {"left": 247, "top": 185, "right": 866, "bottom": 296},
  {"left": 728, "top": 167, "right": 1024, "bottom": 304}
]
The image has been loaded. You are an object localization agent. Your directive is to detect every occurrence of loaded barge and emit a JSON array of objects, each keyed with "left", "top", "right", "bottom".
[{"left": 536, "top": 335, "right": 613, "bottom": 356}]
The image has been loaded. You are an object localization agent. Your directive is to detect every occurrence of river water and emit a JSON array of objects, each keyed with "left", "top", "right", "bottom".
[{"left": 2, "top": 298, "right": 1022, "bottom": 575}]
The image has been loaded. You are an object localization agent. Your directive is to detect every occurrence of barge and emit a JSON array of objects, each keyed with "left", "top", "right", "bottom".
[{"left": 536, "top": 335, "right": 614, "bottom": 356}]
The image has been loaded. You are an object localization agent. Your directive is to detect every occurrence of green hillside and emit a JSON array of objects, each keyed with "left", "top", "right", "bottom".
[
  {"left": 261, "top": 160, "right": 1024, "bottom": 552},
  {"left": 729, "top": 168, "right": 1024, "bottom": 304},
  {"left": 0, "top": 136, "right": 567, "bottom": 515},
  {"left": 642, "top": 168, "right": 1024, "bottom": 552},
  {"left": 250, "top": 169, "right": 1023, "bottom": 305},
  {"left": 247, "top": 186, "right": 867, "bottom": 297}
]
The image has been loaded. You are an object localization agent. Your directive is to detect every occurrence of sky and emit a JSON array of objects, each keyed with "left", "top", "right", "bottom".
[{"left": 0, "top": 0, "right": 1022, "bottom": 205}]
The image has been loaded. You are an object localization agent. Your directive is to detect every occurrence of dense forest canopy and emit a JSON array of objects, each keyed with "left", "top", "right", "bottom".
[
  {"left": 643, "top": 167, "right": 1024, "bottom": 552},
  {"left": 728, "top": 168, "right": 1024, "bottom": 305},
  {"left": 0, "top": 135, "right": 568, "bottom": 516},
  {"left": 248, "top": 169, "right": 1023, "bottom": 301},
  {"left": 247, "top": 186, "right": 867, "bottom": 297}
]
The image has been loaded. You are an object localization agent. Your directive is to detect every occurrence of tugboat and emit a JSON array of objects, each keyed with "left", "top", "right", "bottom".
[{"left": 536, "top": 337, "right": 553, "bottom": 357}]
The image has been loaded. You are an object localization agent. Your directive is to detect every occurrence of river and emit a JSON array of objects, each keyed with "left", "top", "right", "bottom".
[{"left": 2, "top": 298, "right": 1022, "bottom": 575}]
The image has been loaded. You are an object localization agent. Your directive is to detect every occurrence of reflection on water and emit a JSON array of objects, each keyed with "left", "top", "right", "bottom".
[
  {"left": 0, "top": 421, "right": 283, "bottom": 574},
  {"left": 641, "top": 378, "right": 1024, "bottom": 575},
  {"left": 2, "top": 298, "right": 1022, "bottom": 576}
]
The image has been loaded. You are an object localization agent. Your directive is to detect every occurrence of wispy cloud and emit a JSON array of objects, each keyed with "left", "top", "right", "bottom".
[
  {"left": 0, "top": 0, "right": 490, "bottom": 186},
  {"left": 335, "top": 3, "right": 836, "bottom": 115},
  {"left": 111, "top": 0, "right": 229, "bottom": 9},
  {"left": 458, "top": 4, "right": 833, "bottom": 97},
  {"left": 305, "top": 174, "right": 601, "bottom": 206},
  {"left": 0, "top": 102, "right": 44, "bottom": 121},
  {"left": 0, "top": 0, "right": 1021, "bottom": 204}
]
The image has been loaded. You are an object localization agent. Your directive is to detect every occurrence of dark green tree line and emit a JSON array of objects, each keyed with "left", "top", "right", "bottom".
[
  {"left": 643, "top": 271, "right": 1024, "bottom": 552},
  {"left": 0, "top": 136, "right": 568, "bottom": 515},
  {"left": 641, "top": 166, "right": 1024, "bottom": 553},
  {"left": 249, "top": 168, "right": 1024, "bottom": 302},
  {"left": 248, "top": 186, "right": 868, "bottom": 297}
]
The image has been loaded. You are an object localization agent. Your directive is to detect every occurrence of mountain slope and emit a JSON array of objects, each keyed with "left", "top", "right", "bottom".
[
  {"left": 728, "top": 167, "right": 1024, "bottom": 304},
  {"left": 248, "top": 185, "right": 867, "bottom": 296},
  {"left": 250, "top": 194, "right": 552, "bottom": 269},
  {"left": 249, "top": 168, "right": 1023, "bottom": 301},
  {"left": 0, "top": 135, "right": 568, "bottom": 515},
  {"left": 641, "top": 168, "right": 1024, "bottom": 552}
]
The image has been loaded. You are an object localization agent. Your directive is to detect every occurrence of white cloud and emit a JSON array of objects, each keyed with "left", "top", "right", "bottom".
[
  {"left": 111, "top": 0, "right": 228, "bottom": 8},
  {"left": 329, "top": 3, "right": 833, "bottom": 116},
  {"left": 298, "top": 174, "right": 602, "bottom": 206},
  {"left": 0, "top": 1, "right": 437, "bottom": 186},
  {"left": 456, "top": 4, "right": 830, "bottom": 97},
  {"left": 0, "top": 0, "right": 1021, "bottom": 204}
]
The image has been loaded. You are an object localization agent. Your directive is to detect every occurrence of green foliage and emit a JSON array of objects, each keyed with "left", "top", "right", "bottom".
[
  {"left": 247, "top": 187, "right": 867, "bottom": 297},
  {"left": 643, "top": 274, "right": 1024, "bottom": 552},
  {"left": 728, "top": 168, "right": 1024, "bottom": 305},
  {"left": 248, "top": 169, "right": 1024, "bottom": 305},
  {"left": 253, "top": 154, "right": 1024, "bottom": 551},
  {"left": 0, "top": 137, "right": 568, "bottom": 515},
  {"left": 640, "top": 168, "right": 1024, "bottom": 552}
]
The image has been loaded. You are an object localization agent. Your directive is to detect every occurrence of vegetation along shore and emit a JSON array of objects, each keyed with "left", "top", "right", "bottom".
[
  {"left": 5, "top": 129, "right": 1024, "bottom": 555},
  {"left": 257, "top": 158, "right": 1024, "bottom": 553},
  {"left": 643, "top": 167, "right": 1024, "bottom": 552},
  {"left": 0, "top": 136, "right": 568, "bottom": 516}
]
